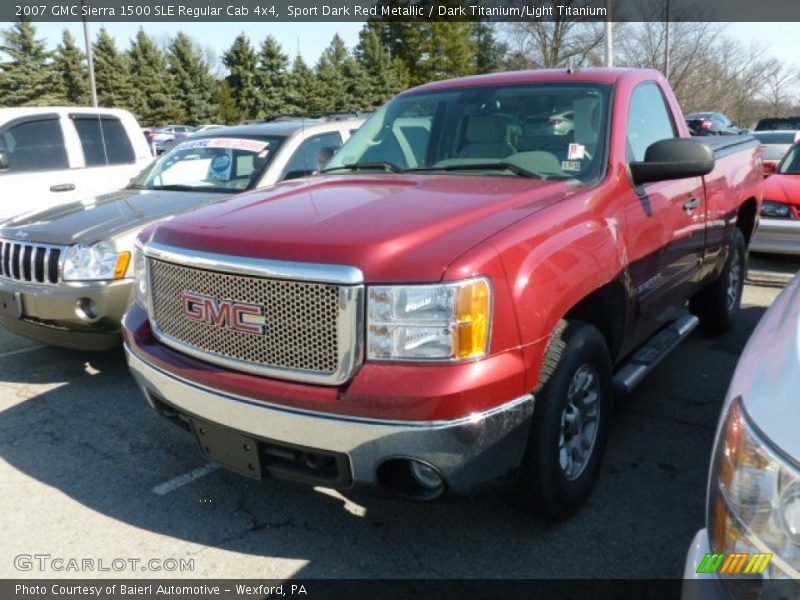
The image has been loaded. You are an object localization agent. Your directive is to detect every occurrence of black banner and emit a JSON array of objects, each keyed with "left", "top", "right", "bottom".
[{"left": 3, "top": 0, "right": 800, "bottom": 23}]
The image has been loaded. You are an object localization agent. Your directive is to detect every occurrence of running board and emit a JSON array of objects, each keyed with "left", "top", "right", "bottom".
[{"left": 612, "top": 313, "right": 700, "bottom": 397}]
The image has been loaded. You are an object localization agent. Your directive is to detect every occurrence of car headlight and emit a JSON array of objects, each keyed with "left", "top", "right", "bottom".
[
  {"left": 708, "top": 396, "right": 800, "bottom": 583},
  {"left": 62, "top": 240, "right": 130, "bottom": 281},
  {"left": 367, "top": 277, "right": 492, "bottom": 361},
  {"left": 133, "top": 242, "right": 148, "bottom": 306},
  {"left": 760, "top": 200, "right": 791, "bottom": 218}
]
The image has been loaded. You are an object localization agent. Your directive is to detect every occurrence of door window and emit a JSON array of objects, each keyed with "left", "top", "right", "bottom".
[
  {"left": 72, "top": 115, "right": 136, "bottom": 166},
  {"left": 281, "top": 132, "right": 342, "bottom": 179},
  {"left": 0, "top": 118, "right": 68, "bottom": 172},
  {"left": 627, "top": 83, "right": 677, "bottom": 162}
]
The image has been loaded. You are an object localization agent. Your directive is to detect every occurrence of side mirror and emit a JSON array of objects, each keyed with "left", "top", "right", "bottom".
[
  {"left": 283, "top": 169, "right": 316, "bottom": 181},
  {"left": 0, "top": 150, "right": 9, "bottom": 171},
  {"left": 629, "top": 138, "right": 714, "bottom": 186},
  {"left": 763, "top": 162, "right": 777, "bottom": 177}
]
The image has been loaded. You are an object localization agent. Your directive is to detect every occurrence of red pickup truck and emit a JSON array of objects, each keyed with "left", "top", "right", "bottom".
[{"left": 123, "top": 68, "right": 762, "bottom": 517}]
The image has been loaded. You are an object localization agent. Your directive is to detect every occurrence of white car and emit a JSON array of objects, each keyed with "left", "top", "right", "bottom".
[
  {"left": 682, "top": 272, "right": 800, "bottom": 599},
  {"left": 0, "top": 107, "right": 152, "bottom": 222}
]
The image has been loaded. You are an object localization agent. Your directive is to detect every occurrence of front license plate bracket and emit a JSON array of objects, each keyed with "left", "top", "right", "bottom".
[{"left": 191, "top": 419, "right": 262, "bottom": 479}]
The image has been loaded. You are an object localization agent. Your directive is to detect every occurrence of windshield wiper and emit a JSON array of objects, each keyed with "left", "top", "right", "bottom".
[
  {"left": 321, "top": 161, "right": 404, "bottom": 174},
  {"left": 408, "top": 163, "right": 544, "bottom": 179}
]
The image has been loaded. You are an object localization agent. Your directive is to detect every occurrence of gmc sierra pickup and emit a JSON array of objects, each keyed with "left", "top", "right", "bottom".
[{"left": 123, "top": 68, "right": 763, "bottom": 517}]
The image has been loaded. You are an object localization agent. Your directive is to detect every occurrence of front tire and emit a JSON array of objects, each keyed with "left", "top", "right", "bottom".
[
  {"left": 515, "top": 321, "right": 613, "bottom": 519},
  {"left": 689, "top": 227, "right": 746, "bottom": 333}
]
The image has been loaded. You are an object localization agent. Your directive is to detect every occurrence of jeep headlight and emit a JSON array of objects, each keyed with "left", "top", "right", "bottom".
[
  {"left": 708, "top": 396, "right": 800, "bottom": 583},
  {"left": 367, "top": 277, "right": 492, "bottom": 361},
  {"left": 62, "top": 240, "right": 130, "bottom": 281},
  {"left": 132, "top": 243, "right": 148, "bottom": 306}
]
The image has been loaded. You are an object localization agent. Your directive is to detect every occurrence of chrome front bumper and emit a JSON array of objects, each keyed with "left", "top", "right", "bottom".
[
  {"left": 125, "top": 345, "right": 535, "bottom": 492},
  {"left": 751, "top": 218, "right": 800, "bottom": 255}
]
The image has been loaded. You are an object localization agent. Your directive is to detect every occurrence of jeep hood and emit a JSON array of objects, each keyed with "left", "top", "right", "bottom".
[
  {"left": 151, "top": 174, "right": 574, "bottom": 282},
  {"left": 0, "top": 188, "right": 226, "bottom": 246}
]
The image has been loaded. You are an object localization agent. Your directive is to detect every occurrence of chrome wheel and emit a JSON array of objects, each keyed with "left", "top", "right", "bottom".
[
  {"left": 726, "top": 246, "right": 742, "bottom": 312},
  {"left": 559, "top": 364, "right": 601, "bottom": 481}
]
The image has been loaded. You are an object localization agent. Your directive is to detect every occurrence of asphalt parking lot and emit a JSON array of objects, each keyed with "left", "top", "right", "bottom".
[{"left": 0, "top": 256, "right": 796, "bottom": 580}]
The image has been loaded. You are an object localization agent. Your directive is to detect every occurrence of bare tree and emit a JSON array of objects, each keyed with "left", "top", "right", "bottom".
[
  {"left": 502, "top": 1, "right": 606, "bottom": 69},
  {"left": 760, "top": 59, "right": 799, "bottom": 117}
]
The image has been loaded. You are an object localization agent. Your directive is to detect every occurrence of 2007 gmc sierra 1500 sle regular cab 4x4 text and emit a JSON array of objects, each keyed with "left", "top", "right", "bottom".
[{"left": 122, "top": 68, "right": 763, "bottom": 517}]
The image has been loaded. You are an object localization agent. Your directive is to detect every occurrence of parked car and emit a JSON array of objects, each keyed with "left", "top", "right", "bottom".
[
  {"left": 0, "top": 116, "right": 363, "bottom": 349},
  {"left": 754, "top": 116, "right": 800, "bottom": 131},
  {"left": 750, "top": 142, "right": 800, "bottom": 255},
  {"left": 0, "top": 107, "right": 152, "bottom": 222},
  {"left": 123, "top": 68, "right": 762, "bottom": 516},
  {"left": 146, "top": 125, "right": 197, "bottom": 154},
  {"left": 752, "top": 130, "right": 800, "bottom": 176},
  {"left": 525, "top": 109, "right": 575, "bottom": 136},
  {"left": 682, "top": 272, "right": 800, "bottom": 599},
  {"left": 685, "top": 112, "right": 741, "bottom": 136}
]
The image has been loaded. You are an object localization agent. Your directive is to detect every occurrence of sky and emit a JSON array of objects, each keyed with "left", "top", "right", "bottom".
[{"left": 30, "top": 21, "right": 798, "bottom": 70}]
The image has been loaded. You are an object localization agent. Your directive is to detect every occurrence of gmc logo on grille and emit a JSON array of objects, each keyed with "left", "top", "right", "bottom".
[{"left": 181, "top": 291, "right": 266, "bottom": 335}]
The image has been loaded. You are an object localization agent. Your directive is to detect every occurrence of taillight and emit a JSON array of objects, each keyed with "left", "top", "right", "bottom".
[
  {"left": 701, "top": 120, "right": 713, "bottom": 129},
  {"left": 549, "top": 118, "right": 562, "bottom": 126},
  {"left": 792, "top": 205, "right": 800, "bottom": 220}
]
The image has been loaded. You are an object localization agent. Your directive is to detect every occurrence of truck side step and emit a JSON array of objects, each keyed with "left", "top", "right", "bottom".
[{"left": 612, "top": 313, "right": 699, "bottom": 397}]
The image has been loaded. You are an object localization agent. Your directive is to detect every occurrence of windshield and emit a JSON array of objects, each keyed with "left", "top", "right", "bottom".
[
  {"left": 130, "top": 135, "right": 285, "bottom": 193},
  {"left": 325, "top": 82, "right": 611, "bottom": 181},
  {"left": 778, "top": 145, "right": 800, "bottom": 175},
  {"left": 753, "top": 132, "right": 797, "bottom": 145}
]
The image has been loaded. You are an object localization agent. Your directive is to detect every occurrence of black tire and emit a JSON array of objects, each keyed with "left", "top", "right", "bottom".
[
  {"left": 515, "top": 320, "right": 613, "bottom": 519},
  {"left": 689, "top": 227, "right": 746, "bottom": 333}
]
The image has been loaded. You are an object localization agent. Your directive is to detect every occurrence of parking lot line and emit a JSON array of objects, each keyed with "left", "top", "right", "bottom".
[
  {"left": 0, "top": 345, "right": 46, "bottom": 358},
  {"left": 151, "top": 463, "right": 220, "bottom": 495}
]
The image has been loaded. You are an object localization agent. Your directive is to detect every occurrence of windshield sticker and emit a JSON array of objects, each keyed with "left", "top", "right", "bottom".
[
  {"left": 208, "top": 151, "right": 233, "bottom": 180},
  {"left": 568, "top": 144, "right": 586, "bottom": 160},
  {"left": 562, "top": 160, "right": 582, "bottom": 172},
  {"left": 175, "top": 138, "right": 269, "bottom": 153}
]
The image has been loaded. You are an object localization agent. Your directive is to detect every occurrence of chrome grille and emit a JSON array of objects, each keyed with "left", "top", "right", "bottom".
[
  {"left": 148, "top": 256, "right": 364, "bottom": 384},
  {"left": 0, "top": 239, "right": 63, "bottom": 284}
]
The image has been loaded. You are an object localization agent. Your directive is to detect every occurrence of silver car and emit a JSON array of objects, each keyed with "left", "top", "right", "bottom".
[{"left": 682, "top": 272, "right": 800, "bottom": 598}]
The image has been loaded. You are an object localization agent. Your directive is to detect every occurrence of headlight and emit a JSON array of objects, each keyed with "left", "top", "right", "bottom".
[
  {"left": 760, "top": 200, "right": 791, "bottom": 218},
  {"left": 133, "top": 243, "right": 148, "bottom": 306},
  {"left": 367, "top": 277, "right": 492, "bottom": 361},
  {"left": 708, "top": 396, "right": 800, "bottom": 583},
  {"left": 62, "top": 240, "right": 130, "bottom": 281}
]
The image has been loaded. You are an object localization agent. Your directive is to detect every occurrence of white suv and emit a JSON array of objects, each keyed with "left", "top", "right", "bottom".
[{"left": 0, "top": 107, "right": 152, "bottom": 222}]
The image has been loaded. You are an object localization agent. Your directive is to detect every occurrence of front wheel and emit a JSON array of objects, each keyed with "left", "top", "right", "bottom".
[
  {"left": 689, "top": 227, "right": 746, "bottom": 333},
  {"left": 515, "top": 321, "right": 613, "bottom": 519}
]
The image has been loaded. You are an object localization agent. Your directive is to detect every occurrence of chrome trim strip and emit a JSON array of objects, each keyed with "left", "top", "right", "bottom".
[{"left": 144, "top": 241, "right": 364, "bottom": 285}]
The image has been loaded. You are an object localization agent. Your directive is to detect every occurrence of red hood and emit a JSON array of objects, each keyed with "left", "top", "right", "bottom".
[
  {"left": 763, "top": 173, "right": 800, "bottom": 206},
  {"left": 151, "top": 173, "right": 573, "bottom": 282}
]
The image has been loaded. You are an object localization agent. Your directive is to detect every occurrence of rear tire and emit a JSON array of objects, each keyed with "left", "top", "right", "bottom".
[
  {"left": 515, "top": 321, "right": 613, "bottom": 519},
  {"left": 689, "top": 227, "right": 746, "bottom": 333}
]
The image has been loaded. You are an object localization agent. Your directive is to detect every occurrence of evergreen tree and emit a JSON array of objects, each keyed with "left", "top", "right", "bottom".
[
  {"left": 315, "top": 34, "right": 353, "bottom": 112},
  {"left": 416, "top": 23, "right": 477, "bottom": 85},
  {"left": 223, "top": 34, "right": 260, "bottom": 120},
  {"left": 215, "top": 79, "right": 240, "bottom": 124},
  {"left": 255, "top": 35, "right": 291, "bottom": 117},
  {"left": 93, "top": 28, "right": 134, "bottom": 109},
  {"left": 52, "top": 29, "right": 89, "bottom": 105},
  {"left": 287, "top": 55, "right": 320, "bottom": 113},
  {"left": 0, "top": 21, "right": 58, "bottom": 106},
  {"left": 472, "top": 22, "right": 507, "bottom": 74},
  {"left": 354, "top": 25, "right": 408, "bottom": 109},
  {"left": 128, "top": 29, "right": 181, "bottom": 125},
  {"left": 167, "top": 32, "right": 216, "bottom": 124}
]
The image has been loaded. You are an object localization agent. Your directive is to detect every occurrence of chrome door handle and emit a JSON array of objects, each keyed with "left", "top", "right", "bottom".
[
  {"left": 50, "top": 183, "right": 76, "bottom": 192},
  {"left": 683, "top": 197, "right": 702, "bottom": 211}
]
